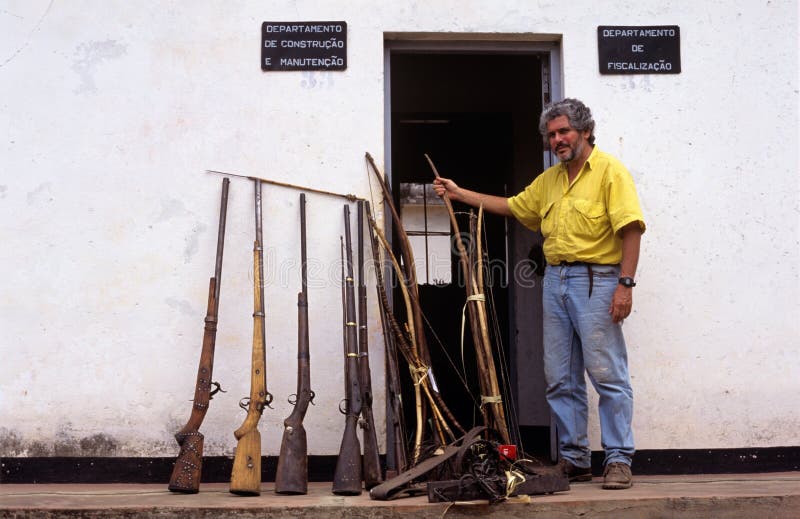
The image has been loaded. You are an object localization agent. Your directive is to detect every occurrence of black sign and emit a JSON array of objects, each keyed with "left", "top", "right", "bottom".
[
  {"left": 262, "top": 21, "right": 347, "bottom": 71},
  {"left": 598, "top": 26, "right": 680, "bottom": 74}
]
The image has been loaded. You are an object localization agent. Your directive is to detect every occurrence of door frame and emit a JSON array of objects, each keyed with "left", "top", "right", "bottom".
[{"left": 382, "top": 35, "right": 563, "bottom": 465}]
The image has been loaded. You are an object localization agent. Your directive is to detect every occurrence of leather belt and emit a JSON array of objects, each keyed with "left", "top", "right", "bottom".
[{"left": 559, "top": 261, "right": 594, "bottom": 298}]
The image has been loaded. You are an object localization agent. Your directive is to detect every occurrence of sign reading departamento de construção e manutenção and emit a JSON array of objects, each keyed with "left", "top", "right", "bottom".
[{"left": 262, "top": 21, "right": 347, "bottom": 71}]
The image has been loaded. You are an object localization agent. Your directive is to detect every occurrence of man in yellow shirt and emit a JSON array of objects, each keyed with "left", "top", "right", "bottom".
[{"left": 433, "top": 98, "right": 645, "bottom": 490}]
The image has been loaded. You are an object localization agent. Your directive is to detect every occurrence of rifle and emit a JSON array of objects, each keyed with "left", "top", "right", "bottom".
[
  {"left": 168, "top": 178, "right": 229, "bottom": 494},
  {"left": 332, "top": 204, "right": 363, "bottom": 495},
  {"left": 275, "top": 193, "right": 315, "bottom": 494},
  {"left": 365, "top": 201, "right": 408, "bottom": 476},
  {"left": 356, "top": 200, "right": 383, "bottom": 489},
  {"left": 230, "top": 179, "right": 273, "bottom": 495}
]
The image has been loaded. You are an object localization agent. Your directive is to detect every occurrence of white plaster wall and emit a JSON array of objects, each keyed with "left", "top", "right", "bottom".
[{"left": 0, "top": 0, "right": 797, "bottom": 457}]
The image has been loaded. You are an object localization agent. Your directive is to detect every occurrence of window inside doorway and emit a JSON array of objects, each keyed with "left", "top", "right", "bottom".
[{"left": 399, "top": 183, "right": 451, "bottom": 285}]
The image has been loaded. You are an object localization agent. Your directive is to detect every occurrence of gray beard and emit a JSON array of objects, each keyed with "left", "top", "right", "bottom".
[
  {"left": 558, "top": 149, "right": 575, "bottom": 162},
  {"left": 557, "top": 141, "right": 584, "bottom": 163}
]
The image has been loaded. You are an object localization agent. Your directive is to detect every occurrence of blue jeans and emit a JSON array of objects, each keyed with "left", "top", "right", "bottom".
[{"left": 542, "top": 263, "right": 634, "bottom": 468}]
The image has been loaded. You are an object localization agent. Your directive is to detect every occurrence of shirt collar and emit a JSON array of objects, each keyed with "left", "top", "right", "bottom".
[
  {"left": 584, "top": 145, "right": 599, "bottom": 171},
  {"left": 559, "top": 145, "right": 599, "bottom": 179}
]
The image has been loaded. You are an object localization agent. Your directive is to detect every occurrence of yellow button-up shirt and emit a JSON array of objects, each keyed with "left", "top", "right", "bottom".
[{"left": 508, "top": 146, "right": 646, "bottom": 265}]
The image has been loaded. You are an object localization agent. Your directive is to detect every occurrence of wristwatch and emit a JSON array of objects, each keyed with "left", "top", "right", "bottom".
[{"left": 618, "top": 277, "right": 636, "bottom": 288}]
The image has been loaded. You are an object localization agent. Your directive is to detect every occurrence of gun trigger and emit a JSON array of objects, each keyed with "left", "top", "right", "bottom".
[
  {"left": 209, "top": 382, "right": 226, "bottom": 399},
  {"left": 264, "top": 391, "right": 274, "bottom": 409},
  {"left": 309, "top": 390, "right": 316, "bottom": 405},
  {"left": 288, "top": 393, "right": 298, "bottom": 406}
]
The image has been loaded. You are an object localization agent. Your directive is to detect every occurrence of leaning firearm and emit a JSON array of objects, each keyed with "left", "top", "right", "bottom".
[
  {"left": 230, "top": 179, "right": 273, "bottom": 495},
  {"left": 365, "top": 200, "right": 408, "bottom": 475},
  {"left": 168, "top": 178, "right": 230, "bottom": 494},
  {"left": 356, "top": 200, "right": 383, "bottom": 489},
  {"left": 275, "top": 193, "right": 315, "bottom": 494},
  {"left": 332, "top": 204, "right": 363, "bottom": 495}
]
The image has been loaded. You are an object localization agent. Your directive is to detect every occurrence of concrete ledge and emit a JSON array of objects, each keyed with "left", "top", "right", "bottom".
[{"left": 1, "top": 473, "right": 798, "bottom": 518}]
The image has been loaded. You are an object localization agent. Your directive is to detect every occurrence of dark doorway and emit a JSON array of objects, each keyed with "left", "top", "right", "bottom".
[{"left": 388, "top": 50, "right": 552, "bottom": 461}]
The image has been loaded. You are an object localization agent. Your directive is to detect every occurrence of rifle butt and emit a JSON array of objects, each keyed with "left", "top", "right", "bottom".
[
  {"left": 167, "top": 431, "right": 203, "bottom": 493},
  {"left": 360, "top": 408, "right": 383, "bottom": 490},
  {"left": 332, "top": 417, "right": 363, "bottom": 495},
  {"left": 274, "top": 422, "right": 308, "bottom": 494},
  {"left": 167, "top": 278, "right": 216, "bottom": 494},
  {"left": 229, "top": 429, "right": 262, "bottom": 495}
]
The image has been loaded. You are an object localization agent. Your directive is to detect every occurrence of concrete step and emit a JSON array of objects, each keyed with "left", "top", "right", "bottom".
[{"left": 1, "top": 473, "right": 798, "bottom": 518}]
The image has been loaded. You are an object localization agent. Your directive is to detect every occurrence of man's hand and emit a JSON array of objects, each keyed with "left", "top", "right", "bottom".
[
  {"left": 609, "top": 285, "right": 632, "bottom": 323},
  {"left": 432, "top": 177, "right": 513, "bottom": 216},
  {"left": 433, "top": 177, "right": 460, "bottom": 202},
  {"left": 611, "top": 222, "right": 642, "bottom": 323}
]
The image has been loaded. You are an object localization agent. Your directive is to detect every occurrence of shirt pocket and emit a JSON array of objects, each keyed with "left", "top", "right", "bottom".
[
  {"left": 570, "top": 199, "right": 607, "bottom": 239},
  {"left": 539, "top": 201, "right": 556, "bottom": 237}
]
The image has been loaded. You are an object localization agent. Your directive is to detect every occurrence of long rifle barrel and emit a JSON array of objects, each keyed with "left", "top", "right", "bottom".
[
  {"left": 213, "top": 178, "right": 230, "bottom": 310},
  {"left": 357, "top": 201, "right": 364, "bottom": 285},
  {"left": 357, "top": 200, "right": 383, "bottom": 489},
  {"left": 343, "top": 204, "right": 362, "bottom": 418},
  {"left": 254, "top": 180, "right": 267, "bottom": 358},
  {"left": 206, "top": 169, "right": 362, "bottom": 202},
  {"left": 300, "top": 193, "right": 308, "bottom": 294}
]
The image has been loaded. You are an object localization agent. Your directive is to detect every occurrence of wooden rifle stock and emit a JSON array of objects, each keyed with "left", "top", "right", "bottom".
[
  {"left": 356, "top": 200, "right": 383, "bottom": 489},
  {"left": 275, "top": 193, "right": 315, "bottom": 495},
  {"left": 332, "top": 204, "right": 363, "bottom": 495},
  {"left": 168, "top": 178, "right": 229, "bottom": 494},
  {"left": 230, "top": 179, "right": 272, "bottom": 496}
]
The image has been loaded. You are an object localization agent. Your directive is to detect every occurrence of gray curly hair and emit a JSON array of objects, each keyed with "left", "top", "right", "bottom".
[{"left": 539, "top": 98, "right": 596, "bottom": 145}]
